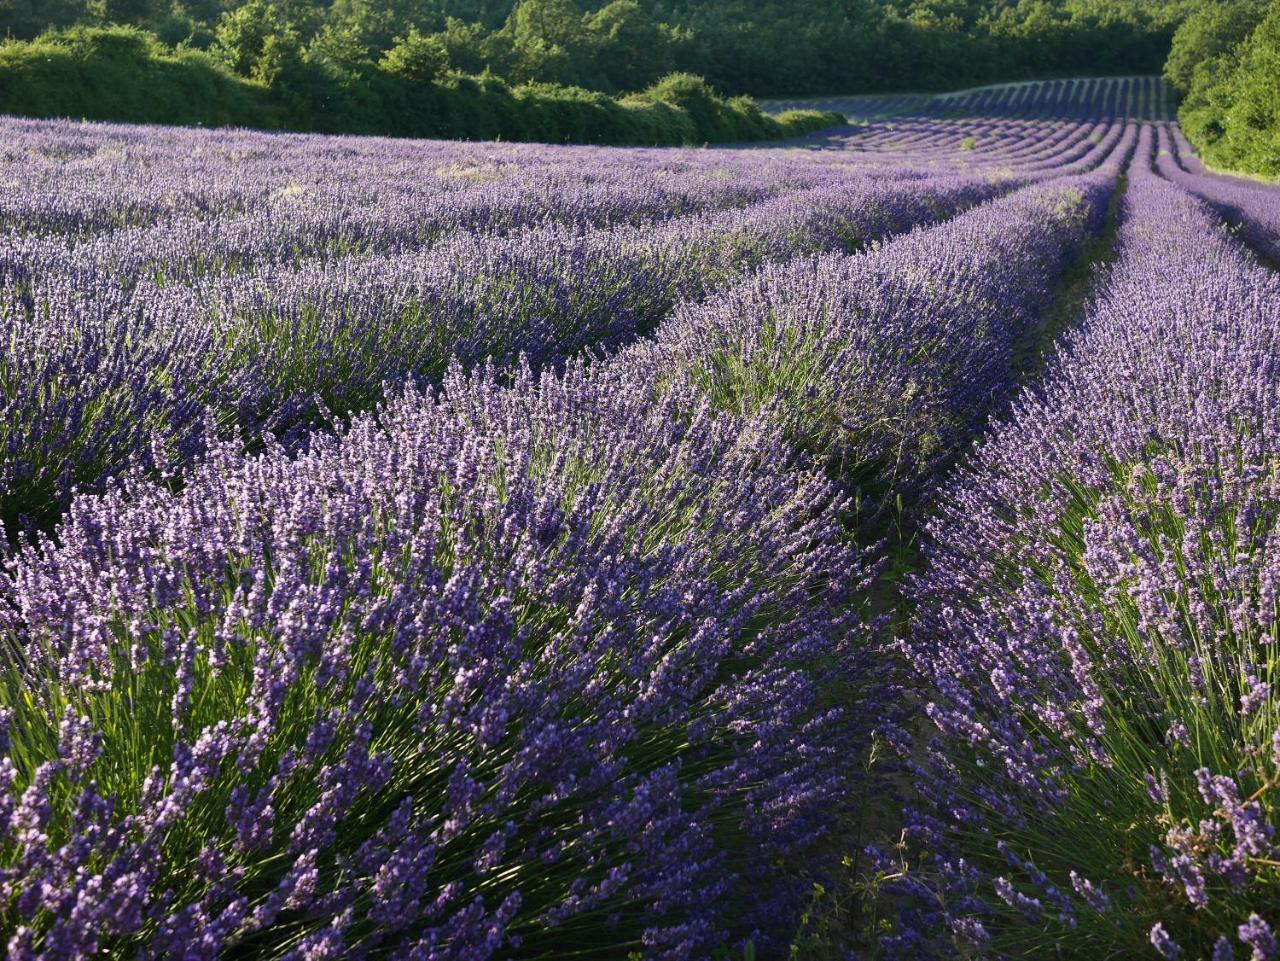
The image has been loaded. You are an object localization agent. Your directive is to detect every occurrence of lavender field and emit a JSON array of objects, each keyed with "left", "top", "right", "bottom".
[{"left": 0, "top": 75, "right": 1278, "bottom": 960}]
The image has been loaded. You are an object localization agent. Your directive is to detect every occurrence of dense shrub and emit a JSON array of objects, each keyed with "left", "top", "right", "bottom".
[
  {"left": 380, "top": 27, "right": 451, "bottom": 83},
  {"left": 0, "top": 26, "right": 840, "bottom": 145},
  {"left": 0, "top": 26, "right": 277, "bottom": 128}
]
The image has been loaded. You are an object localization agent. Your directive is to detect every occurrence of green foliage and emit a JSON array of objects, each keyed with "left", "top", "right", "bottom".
[
  {"left": 379, "top": 26, "right": 448, "bottom": 82},
  {"left": 86, "top": 0, "right": 156, "bottom": 24},
  {"left": 0, "top": 0, "right": 1195, "bottom": 147},
  {"left": 1164, "top": 0, "right": 1266, "bottom": 92},
  {"left": 904, "top": 456, "right": 1280, "bottom": 957},
  {"left": 0, "top": 0, "right": 1197, "bottom": 97},
  {"left": 432, "top": 16, "right": 493, "bottom": 74},
  {"left": 304, "top": 22, "right": 371, "bottom": 75},
  {"left": 587, "top": 0, "right": 674, "bottom": 91},
  {"left": 0, "top": 25, "right": 277, "bottom": 126},
  {"left": 1177, "top": 0, "right": 1280, "bottom": 179},
  {"left": 212, "top": 0, "right": 301, "bottom": 84},
  {"left": 0, "top": 24, "right": 839, "bottom": 145}
]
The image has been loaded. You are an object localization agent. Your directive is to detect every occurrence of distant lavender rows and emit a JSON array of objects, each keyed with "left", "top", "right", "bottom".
[
  {"left": 0, "top": 108, "right": 1138, "bottom": 957},
  {"left": 919, "top": 75, "right": 1173, "bottom": 122},
  {"left": 764, "top": 75, "right": 1174, "bottom": 123},
  {"left": 1153, "top": 123, "right": 1280, "bottom": 265}
]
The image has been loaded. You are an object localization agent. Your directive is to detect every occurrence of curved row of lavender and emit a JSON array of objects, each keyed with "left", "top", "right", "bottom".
[
  {"left": 886, "top": 125, "right": 1280, "bottom": 958},
  {"left": 1, "top": 363, "right": 873, "bottom": 960},
  {"left": 0, "top": 173, "right": 1003, "bottom": 533},
  {"left": 1154, "top": 124, "right": 1280, "bottom": 265},
  {"left": 919, "top": 76, "right": 1172, "bottom": 122},
  {"left": 627, "top": 134, "right": 1128, "bottom": 502},
  {"left": 767, "top": 76, "right": 1173, "bottom": 126},
  {"left": 0, "top": 108, "right": 1127, "bottom": 535},
  {"left": 0, "top": 111, "right": 1132, "bottom": 957}
]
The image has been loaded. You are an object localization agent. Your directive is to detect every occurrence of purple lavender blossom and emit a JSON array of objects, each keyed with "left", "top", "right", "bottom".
[
  {"left": 1240, "top": 916, "right": 1278, "bottom": 961},
  {"left": 1152, "top": 922, "right": 1184, "bottom": 960}
]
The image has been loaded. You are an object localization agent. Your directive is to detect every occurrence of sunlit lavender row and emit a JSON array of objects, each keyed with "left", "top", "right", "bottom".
[
  {"left": 1, "top": 76, "right": 1279, "bottom": 960},
  {"left": 883, "top": 124, "right": 1280, "bottom": 959}
]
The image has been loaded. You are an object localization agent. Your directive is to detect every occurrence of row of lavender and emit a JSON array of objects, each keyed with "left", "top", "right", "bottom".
[
  {"left": 0, "top": 113, "right": 1125, "bottom": 533},
  {"left": 0, "top": 116, "right": 1130, "bottom": 955},
  {"left": 1154, "top": 123, "right": 1280, "bottom": 266},
  {"left": 882, "top": 123, "right": 1280, "bottom": 958}
]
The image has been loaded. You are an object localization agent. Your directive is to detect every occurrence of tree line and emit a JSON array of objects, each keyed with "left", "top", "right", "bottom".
[
  {"left": 4, "top": 0, "right": 1190, "bottom": 99},
  {"left": 0, "top": 2, "right": 847, "bottom": 145}
]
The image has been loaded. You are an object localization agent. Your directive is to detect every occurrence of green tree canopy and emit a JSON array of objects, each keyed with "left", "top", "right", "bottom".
[
  {"left": 587, "top": 0, "right": 673, "bottom": 91},
  {"left": 0, "top": 0, "right": 1198, "bottom": 97},
  {"left": 380, "top": 25, "right": 449, "bottom": 81},
  {"left": 1164, "top": 0, "right": 1267, "bottom": 92}
]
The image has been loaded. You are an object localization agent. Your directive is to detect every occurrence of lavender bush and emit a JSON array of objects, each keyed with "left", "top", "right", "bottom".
[
  {"left": 1156, "top": 123, "right": 1280, "bottom": 265},
  {"left": 632, "top": 159, "right": 1122, "bottom": 504},
  {"left": 0, "top": 361, "right": 870, "bottom": 959}
]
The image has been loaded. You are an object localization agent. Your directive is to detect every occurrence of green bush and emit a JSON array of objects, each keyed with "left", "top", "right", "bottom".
[
  {"left": 380, "top": 27, "right": 450, "bottom": 83},
  {"left": 640, "top": 72, "right": 736, "bottom": 140},
  {"left": 0, "top": 25, "right": 275, "bottom": 127},
  {"left": 632, "top": 72, "right": 838, "bottom": 144},
  {"left": 617, "top": 93, "right": 698, "bottom": 143},
  {"left": 1177, "top": 2, "right": 1280, "bottom": 179}
]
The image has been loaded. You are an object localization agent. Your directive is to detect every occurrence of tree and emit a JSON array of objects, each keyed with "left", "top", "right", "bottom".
[
  {"left": 1214, "top": 2, "right": 1280, "bottom": 174},
  {"left": 324, "top": 0, "right": 436, "bottom": 51},
  {"left": 587, "top": 0, "right": 672, "bottom": 91},
  {"left": 1164, "top": 0, "right": 1267, "bottom": 92},
  {"left": 87, "top": 0, "right": 157, "bottom": 24},
  {"left": 0, "top": 0, "right": 81, "bottom": 39},
  {"left": 212, "top": 0, "right": 299, "bottom": 83},
  {"left": 305, "top": 21, "right": 370, "bottom": 73},
  {"left": 380, "top": 25, "right": 448, "bottom": 82},
  {"left": 434, "top": 15, "right": 490, "bottom": 73},
  {"left": 507, "top": 0, "right": 581, "bottom": 52},
  {"left": 501, "top": 0, "right": 602, "bottom": 86},
  {"left": 171, "top": 0, "right": 229, "bottom": 24}
]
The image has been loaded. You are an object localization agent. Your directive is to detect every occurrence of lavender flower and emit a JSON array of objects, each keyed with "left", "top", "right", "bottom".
[
  {"left": 1240, "top": 916, "right": 1278, "bottom": 961},
  {"left": 1152, "top": 922, "right": 1183, "bottom": 960}
]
